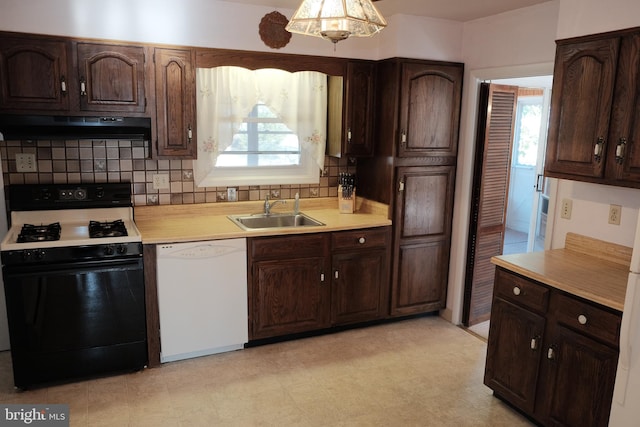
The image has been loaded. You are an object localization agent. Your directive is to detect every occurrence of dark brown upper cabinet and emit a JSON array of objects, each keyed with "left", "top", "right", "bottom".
[
  {"left": 397, "top": 61, "right": 463, "bottom": 158},
  {"left": 327, "top": 60, "right": 376, "bottom": 157},
  {"left": 545, "top": 27, "right": 640, "bottom": 188},
  {"left": 0, "top": 36, "right": 70, "bottom": 111},
  {"left": 0, "top": 33, "right": 148, "bottom": 116},
  {"left": 76, "top": 42, "right": 147, "bottom": 113},
  {"left": 154, "top": 47, "right": 196, "bottom": 158}
]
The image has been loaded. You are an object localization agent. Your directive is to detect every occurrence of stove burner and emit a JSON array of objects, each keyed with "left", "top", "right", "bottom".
[
  {"left": 89, "top": 219, "right": 128, "bottom": 238},
  {"left": 17, "top": 222, "right": 62, "bottom": 243}
]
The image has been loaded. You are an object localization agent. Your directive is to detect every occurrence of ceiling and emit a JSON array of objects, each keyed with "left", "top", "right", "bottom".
[{"left": 224, "top": 0, "right": 553, "bottom": 22}]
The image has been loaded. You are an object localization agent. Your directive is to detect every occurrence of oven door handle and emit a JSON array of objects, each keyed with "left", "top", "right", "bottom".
[{"left": 3, "top": 257, "right": 142, "bottom": 276}]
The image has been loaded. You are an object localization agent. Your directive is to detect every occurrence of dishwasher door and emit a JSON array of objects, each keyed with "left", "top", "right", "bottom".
[{"left": 156, "top": 238, "right": 248, "bottom": 363}]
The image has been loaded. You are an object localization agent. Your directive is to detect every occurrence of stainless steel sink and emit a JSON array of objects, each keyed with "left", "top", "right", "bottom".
[{"left": 227, "top": 212, "right": 325, "bottom": 230}]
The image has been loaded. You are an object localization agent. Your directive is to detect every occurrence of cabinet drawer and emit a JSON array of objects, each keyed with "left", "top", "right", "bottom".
[
  {"left": 494, "top": 268, "right": 549, "bottom": 312},
  {"left": 553, "top": 294, "right": 621, "bottom": 347},
  {"left": 332, "top": 227, "right": 389, "bottom": 251},
  {"left": 250, "top": 233, "right": 328, "bottom": 260}
]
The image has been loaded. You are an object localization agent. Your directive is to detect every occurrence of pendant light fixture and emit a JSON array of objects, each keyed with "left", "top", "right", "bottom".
[{"left": 285, "top": 0, "right": 387, "bottom": 44}]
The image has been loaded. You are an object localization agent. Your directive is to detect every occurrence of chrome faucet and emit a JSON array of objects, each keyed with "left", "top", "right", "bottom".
[{"left": 264, "top": 195, "right": 286, "bottom": 215}]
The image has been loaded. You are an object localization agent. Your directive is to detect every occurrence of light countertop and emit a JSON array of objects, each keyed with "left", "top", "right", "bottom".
[
  {"left": 134, "top": 197, "right": 391, "bottom": 245},
  {"left": 491, "top": 233, "right": 631, "bottom": 312}
]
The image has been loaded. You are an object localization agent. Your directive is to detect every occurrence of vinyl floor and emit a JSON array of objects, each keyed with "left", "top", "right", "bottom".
[{"left": 0, "top": 316, "right": 534, "bottom": 426}]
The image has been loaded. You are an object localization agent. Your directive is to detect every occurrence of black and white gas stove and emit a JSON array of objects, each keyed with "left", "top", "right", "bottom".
[{"left": 1, "top": 183, "right": 147, "bottom": 389}]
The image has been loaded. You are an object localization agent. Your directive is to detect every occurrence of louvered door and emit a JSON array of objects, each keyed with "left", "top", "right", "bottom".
[{"left": 463, "top": 83, "right": 518, "bottom": 326}]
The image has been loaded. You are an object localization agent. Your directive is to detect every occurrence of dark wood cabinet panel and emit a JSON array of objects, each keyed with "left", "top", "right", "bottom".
[
  {"left": 343, "top": 60, "right": 375, "bottom": 157},
  {"left": 606, "top": 32, "right": 640, "bottom": 183},
  {"left": 331, "top": 249, "right": 387, "bottom": 325},
  {"left": 545, "top": 27, "right": 640, "bottom": 188},
  {"left": 391, "top": 240, "right": 448, "bottom": 315},
  {"left": 248, "top": 228, "right": 390, "bottom": 340},
  {"left": 485, "top": 267, "right": 621, "bottom": 426},
  {"left": 327, "top": 60, "right": 376, "bottom": 157},
  {"left": 398, "top": 62, "right": 463, "bottom": 158},
  {"left": 76, "top": 43, "right": 146, "bottom": 113},
  {"left": 251, "top": 256, "right": 330, "bottom": 339},
  {"left": 389, "top": 165, "right": 455, "bottom": 316},
  {"left": 358, "top": 58, "right": 463, "bottom": 319},
  {"left": 154, "top": 48, "right": 196, "bottom": 158},
  {"left": 249, "top": 233, "right": 330, "bottom": 340},
  {"left": 484, "top": 297, "right": 545, "bottom": 413},
  {"left": 540, "top": 325, "right": 618, "bottom": 427},
  {"left": 331, "top": 227, "right": 390, "bottom": 325},
  {"left": 545, "top": 37, "right": 619, "bottom": 179},
  {"left": 0, "top": 37, "right": 70, "bottom": 111}
]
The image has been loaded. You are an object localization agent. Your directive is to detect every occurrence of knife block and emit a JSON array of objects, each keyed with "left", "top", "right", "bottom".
[{"left": 338, "top": 185, "right": 355, "bottom": 214}]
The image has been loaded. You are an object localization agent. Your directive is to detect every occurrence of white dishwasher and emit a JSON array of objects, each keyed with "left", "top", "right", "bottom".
[{"left": 156, "top": 238, "right": 248, "bottom": 363}]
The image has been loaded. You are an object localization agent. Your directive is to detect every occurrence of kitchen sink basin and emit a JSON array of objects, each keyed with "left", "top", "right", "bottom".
[{"left": 227, "top": 212, "right": 325, "bottom": 230}]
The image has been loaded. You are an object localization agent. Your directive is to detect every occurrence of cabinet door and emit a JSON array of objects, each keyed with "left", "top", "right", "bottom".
[
  {"left": 484, "top": 297, "right": 545, "bottom": 414},
  {"left": 541, "top": 325, "right": 618, "bottom": 427},
  {"left": 343, "top": 60, "right": 375, "bottom": 156},
  {"left": 155, "top": 48, "right": 196, "bottom": 158},
  {"left": 77, "top": 43, "right": 146, "bottom": 113},
  {"left": 607, "top": 33, "right": 640, "bottom": 183},
  {"left": 545, "top": 37, "right": 619, "bottom": 179},
  {"left": 390, "top": 165, "right": 455, "bottom": 316},
  {"left": 251, "top": 257, "right": 330, "bottom": 339},
  {"left": 398, "top": 62, "right": 463, "bottom": 158},
  {"left": 331, "top": 249, "right": 387, "bottom": 325},
  {"left": 0, "top": 37, "right": 70, "bottom": 111}
]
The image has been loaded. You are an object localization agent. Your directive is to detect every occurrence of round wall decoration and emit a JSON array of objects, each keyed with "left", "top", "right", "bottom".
[{"left": 259, "top": 11, "right": 292, "bottom": 49}]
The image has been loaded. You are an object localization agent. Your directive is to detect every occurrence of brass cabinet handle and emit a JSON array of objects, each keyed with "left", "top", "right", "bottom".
[
  {"left": 616, "top": 138, "right": 627, "bottom": 164},
  {"left": 530, "top": 336, "right": 539, "bottom": 350},
  {"left": 594, "top": 137, "right": 605, "bottom": 163},
  {"left": 79, "top": 76, "right": 87, "bottom": 96}
]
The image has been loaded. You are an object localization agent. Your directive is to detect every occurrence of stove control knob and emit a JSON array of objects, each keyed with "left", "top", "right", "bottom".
[
  {"left": 105, "top": 245, "right": 115, "bottom": 256},
  {"left": 22, "top": 250, "right": 32, "bottom": 260},
  {"left": 117, "top": 244, "right": 128, "bottom": 254},
  {"left": 34, "top": 250, "right": 45, "bottom": 260}
]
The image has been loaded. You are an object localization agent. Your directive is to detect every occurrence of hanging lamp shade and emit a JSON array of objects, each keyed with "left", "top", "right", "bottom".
[{"left": 285, "top": 0, "right": 387, "bottom": 44}]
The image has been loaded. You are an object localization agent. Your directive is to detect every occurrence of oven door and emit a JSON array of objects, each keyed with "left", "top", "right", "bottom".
[{"left": 3, "top": 257, "right": 147, "bottom": 388}]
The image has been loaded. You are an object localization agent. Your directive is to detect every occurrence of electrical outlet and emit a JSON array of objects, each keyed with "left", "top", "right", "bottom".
[
  {"left": 152, "top": 174, "right": 170, "bottom": 190},
  {"left": 16, "top": 153, "right": 36, "bottom": 172},
  {"left": 227, "top": 187, "right": 237, "bottom": 202},
  {"left": 560, "top": 198, "right": 572, "bottom": 219},
  {"left": 609, "top": 204, "right": 622, "bottom": 225}
]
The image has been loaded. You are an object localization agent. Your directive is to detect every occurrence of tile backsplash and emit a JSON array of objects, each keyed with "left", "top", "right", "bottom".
[{"left": 0, "top": 139, "right": 355, "bottom": 206}]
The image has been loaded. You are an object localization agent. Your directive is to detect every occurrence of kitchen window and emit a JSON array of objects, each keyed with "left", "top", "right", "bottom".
[
  {"left": 194, "top": 67, "right": 327, "bottom": 187},
  {"left": 217, "top": 103, "right": 301, "bottom": 167}
]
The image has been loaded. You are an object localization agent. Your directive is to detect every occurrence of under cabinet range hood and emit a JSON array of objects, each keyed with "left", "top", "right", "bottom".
[{"left": 0, "top": 115, "right": 152, "bottom": 141}]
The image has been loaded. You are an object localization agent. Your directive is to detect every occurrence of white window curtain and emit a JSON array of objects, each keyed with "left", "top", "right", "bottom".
[{"left": 195, "top": 66, "right": 327, "bottom": 184}]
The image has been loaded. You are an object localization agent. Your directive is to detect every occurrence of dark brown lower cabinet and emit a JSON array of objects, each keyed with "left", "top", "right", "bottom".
[
  {"left": 248, "top": 227, "right": 391, "bottom": 341},
  {"left": 389, "top": 165, "right": 455, "bottom": 317},
  {"left": 331, "top": 227, "right": 390, "bottom": 325},
  {"left": 484, "top": 267, "right": 620, "bottom": 427}
]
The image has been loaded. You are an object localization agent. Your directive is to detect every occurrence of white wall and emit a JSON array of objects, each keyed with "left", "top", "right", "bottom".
[
  {"left": 556, "top": 0, "right": 640, "bottom": 39},
  {"left": 0, "top": 0, "right": 463, "bottom": 62},
  {"left": 462, "top": 1, "right": 560, "bottom": 70}
]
